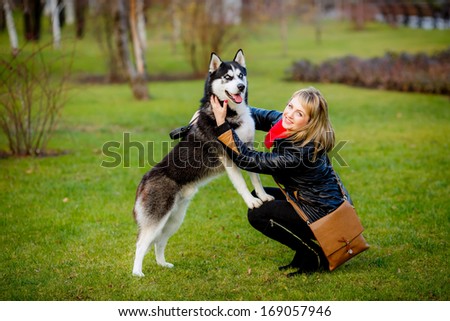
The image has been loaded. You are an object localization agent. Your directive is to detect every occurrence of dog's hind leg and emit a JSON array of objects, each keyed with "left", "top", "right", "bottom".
[
  {"left": 154, "top": 185, "right": 197, "bottom": 268},
  {"left": 132, "top": 192, "right": 174, "bottom": 277},
  {"left": 133, "top": 225, "right": 157, "bottom": 277},
  {"left": 133, "top": 213, "right": 172, "bottom": 276},
  {"left": 154, "top": 206, "right": 185, "bottom": 268}
]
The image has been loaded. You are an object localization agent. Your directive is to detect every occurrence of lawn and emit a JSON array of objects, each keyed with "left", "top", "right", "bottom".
[{"left": 0, "top": 19, "right": 449, "bottom": 301}]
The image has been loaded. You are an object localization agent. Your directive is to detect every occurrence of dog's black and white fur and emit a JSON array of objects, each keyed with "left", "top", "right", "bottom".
[{"left": 132, "top": 49, "right": 274, "bottom": 277}]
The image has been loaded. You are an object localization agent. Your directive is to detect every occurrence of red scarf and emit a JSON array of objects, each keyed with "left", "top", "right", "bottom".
[{"left": 264, "top": 120, "right": 287, "bottom": 149}]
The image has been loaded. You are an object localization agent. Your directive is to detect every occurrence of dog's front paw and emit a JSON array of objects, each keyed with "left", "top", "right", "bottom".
[
  {"left": 257, "top": 192, "right": 275, "bottom": 203},
  {"left": 246, "top": 196, "right": 264, "bottom": 209}
]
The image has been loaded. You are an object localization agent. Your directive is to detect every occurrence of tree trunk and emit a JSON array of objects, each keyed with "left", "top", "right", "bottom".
[
  {"left": 50, "top": 0, "right": 61, "bottom": 48},
  {"left": 23, "top": 0, "right": 42, "bottom": 41},
  {"left": 63, "top": 0, "right": 75, "bottom": 24},
  {"left": 351, "top": 0, "right": 365, "bottom": 30},
  {"left": 103, "top": 4, "right": 125, "bottom": 83},
  {"left": 0, "top": 4, "right": 5, "bottom": 31},
  {"left": 3, "top": 0, "right": 19, "bottom": 55},
  {"left": 74, "top": 0, "right": 87, "bottom": 39},
  {"left": 58, "top": 0, "right": 65, "bottom": 28},
  {"left": 170, "top": 0, "right": 181, "bottom": 54},
  {"left": 136, "top": 0, "right": 146, "bottom": 51},
  {"left": 130, "top": 0, "right": 145, "bottom": 75},
  {"left": 114, "top": 0, "right": 149, "bottom": 100}
]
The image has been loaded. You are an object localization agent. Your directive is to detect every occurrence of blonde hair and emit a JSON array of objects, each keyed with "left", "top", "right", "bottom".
[{"left": 285, "top": 87, "right": 335, "bottom": 158}]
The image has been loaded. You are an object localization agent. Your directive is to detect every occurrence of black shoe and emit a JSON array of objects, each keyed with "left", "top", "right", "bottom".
[
  {"left": 285, "top": 251, "right": 328, "bottom": 277},
  {"left": 278, "top": 251, "right": 303, "bottom": 271},
  {"left": 286, "top": 264, "right": 324, "bottom": 277},
  {"left": 279, "top": 263, "right": 293, "bottom": 271}
]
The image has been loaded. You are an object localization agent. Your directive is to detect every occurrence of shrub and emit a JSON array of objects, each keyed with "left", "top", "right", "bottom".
[
  {"left": 288, "top": 48, "right": 450, "bottom": 95},
  {"left": 0, "top": 45, "right": 72, "bottom": 156}
]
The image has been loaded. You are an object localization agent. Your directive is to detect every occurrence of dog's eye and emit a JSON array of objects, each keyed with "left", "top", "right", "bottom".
[
  {"left": 238, "top": 74, "right": 243, "bottom": 79},
  {"left": 224, "top": 75, "right": 232, "bottom": 80}
]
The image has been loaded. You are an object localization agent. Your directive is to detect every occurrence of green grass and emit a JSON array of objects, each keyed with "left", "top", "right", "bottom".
[{"left": 0, "top": 19, "right": 449, "bottom": 300}]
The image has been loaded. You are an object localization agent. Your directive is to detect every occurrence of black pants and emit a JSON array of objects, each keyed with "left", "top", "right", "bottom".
[{"left": 248, "top": 187, "right": 328, "bottom": 270}]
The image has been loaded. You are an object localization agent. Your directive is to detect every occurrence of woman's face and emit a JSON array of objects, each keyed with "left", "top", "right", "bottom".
[{"left": 282, "top": 97, "right": 310, "bottom": 132}]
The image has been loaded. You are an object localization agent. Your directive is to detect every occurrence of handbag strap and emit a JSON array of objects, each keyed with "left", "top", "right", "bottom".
[
  {"left": 274, "top": 179, "right": 311, "bottom": 225},
  {"left": 274, "top": 156, "right": 347, "bottom": 224}
]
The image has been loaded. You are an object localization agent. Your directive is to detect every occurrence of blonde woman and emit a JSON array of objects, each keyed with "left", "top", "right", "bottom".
[{"left": 211, "top": 87, "right": 352, "bottom": 276}]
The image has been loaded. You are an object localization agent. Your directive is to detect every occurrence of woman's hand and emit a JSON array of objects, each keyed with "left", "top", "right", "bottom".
[{"left": 210, "top": 95, "right": 228, "bottom": 126}]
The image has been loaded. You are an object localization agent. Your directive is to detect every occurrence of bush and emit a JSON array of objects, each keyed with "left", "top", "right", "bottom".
[
  {"left": 0, "top": 45, "right": 72, "bottom": 156},
  {"left": 288, "top": 48, "right": 450, "bottom": 95}
]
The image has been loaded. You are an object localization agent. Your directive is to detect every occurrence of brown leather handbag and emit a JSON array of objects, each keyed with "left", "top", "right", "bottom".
[{"left": 276, "top": 173, "right": 369, "bottom": 271}]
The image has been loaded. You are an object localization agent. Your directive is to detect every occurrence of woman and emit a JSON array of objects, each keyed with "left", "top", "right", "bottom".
[{"left": 211, "top": 87, "right": 352, "bottom": 276}]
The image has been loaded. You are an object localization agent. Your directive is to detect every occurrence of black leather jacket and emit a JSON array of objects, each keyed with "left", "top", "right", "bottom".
[{"left": 216, "top": 107, "right": 352, "bottom": 221}]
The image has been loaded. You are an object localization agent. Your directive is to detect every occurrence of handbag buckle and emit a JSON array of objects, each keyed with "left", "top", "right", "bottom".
[{"left": 340, "top": 238, "right": 353, "bottom": 255}]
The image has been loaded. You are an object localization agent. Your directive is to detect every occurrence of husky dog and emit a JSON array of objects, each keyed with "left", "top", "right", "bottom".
[{"left": 132, "top": 49, "right": 274, "bottom": 276}]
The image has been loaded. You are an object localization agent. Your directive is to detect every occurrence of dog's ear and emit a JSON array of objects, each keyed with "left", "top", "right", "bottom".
[
  {"left": 209, "top": 53, "right": 222, "bottom": 73},
  {"left": 233, "top": 49, "right": 246, "bottom": 68}
]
